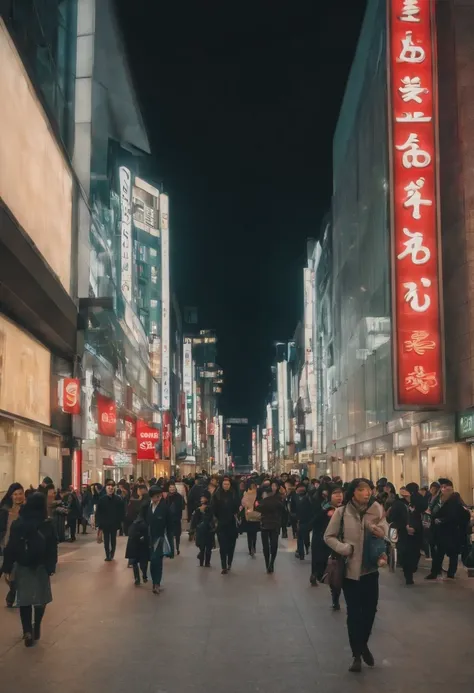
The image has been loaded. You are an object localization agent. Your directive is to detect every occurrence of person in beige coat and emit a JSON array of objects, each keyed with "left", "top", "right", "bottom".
[
  {"left": 324, "top": 478, "right": 388, "bottom": 674},
  {"left": 241, "top": 481, "right": 260, "bottom": 556}
]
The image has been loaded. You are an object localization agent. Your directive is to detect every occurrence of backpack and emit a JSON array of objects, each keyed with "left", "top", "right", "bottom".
[{"left": 20, "top": 527, "right": 47, "bottom": 567}]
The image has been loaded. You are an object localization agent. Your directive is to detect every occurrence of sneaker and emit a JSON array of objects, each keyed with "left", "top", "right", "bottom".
[
  {"left": 349, "top": 657, "right": 362, "bottom": 673},
  {"left": 221, "top": 568, "right": 228, "bottom": 575}
]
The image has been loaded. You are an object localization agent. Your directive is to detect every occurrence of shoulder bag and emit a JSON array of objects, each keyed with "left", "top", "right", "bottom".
[{"left": 325, "top": 506, "right": 347, "bottom": 592}]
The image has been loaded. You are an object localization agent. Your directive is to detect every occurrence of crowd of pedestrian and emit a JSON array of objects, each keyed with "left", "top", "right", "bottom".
[{"left": 0, "top": 470, "right": 472, "bottom": 671}]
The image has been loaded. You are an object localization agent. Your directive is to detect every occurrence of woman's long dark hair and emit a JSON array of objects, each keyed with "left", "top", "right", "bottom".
[
  {"left": 20, "top": 492, "right": 47, "bottom": 523},
  {"left": 0, "top": 482, "right": 24, "bottom": 508},
  {"left": 344, "top": 478, "right": 374, "bottom": 504}
]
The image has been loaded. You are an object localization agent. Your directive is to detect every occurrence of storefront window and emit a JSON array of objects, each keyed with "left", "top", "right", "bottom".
[{"left": 14, "top": 423, "right": 40, "bottom": 489}]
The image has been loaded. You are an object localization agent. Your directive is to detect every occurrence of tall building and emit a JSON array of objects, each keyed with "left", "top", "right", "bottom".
[
  {"left": 315, "top": 0, "right": 474, "bottom": 501},
  {"left": 0, "top": 5, "right": 80, "bottom": 491}
]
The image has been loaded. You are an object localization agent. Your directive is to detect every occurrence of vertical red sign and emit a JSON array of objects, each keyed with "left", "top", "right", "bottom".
[
  {"left": 97, "top": 394, "right": 117, "bottom": 436},
  {"left": 59, "top": 378, "right": 81, "bottom": 415},
  {"left": 388, "top": 0, "right": 444, "bottom": 408},
  {"left": 136, "top": 419, "right": 159, "bottom": 460}
]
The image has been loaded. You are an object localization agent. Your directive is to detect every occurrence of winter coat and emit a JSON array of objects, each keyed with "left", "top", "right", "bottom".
[
  {"left": 141, "top": 499, "right": 174, "bottom": 545},
  {"left": 2, "top": 516, "right": 58, "bottom": 576},
  {"left": 241, "top": 490, "right": 261, "bottom": 523},
  {"left": 293, "top": 493, "right": 315, "bottom": 531},
  {"left": 256, "top": 493, "right": 284, "bottom": 531},
  {"left": 190, "top": 506, "right": 216, "bottom": 547},
  {"left": 311, "top": 502, "right": 338, "bottom": 569},
  {"left": 96, "top": 494, "right": 125, "bottom": 531},
  {"left": 388, "top": 494, "right": 427, "bottom": 549},
  {"left": 166, "top": 492, "right": 185, "bottom": 532},
  {"left": 188, "top": 482, "right": 208, "bottom": 515},
  {"left": 212, "top": 489, "right": 240, "bottom": 534},
  {"left": 431, "top": 494, "right": 470, "bottom": 554},
  {"left": 125, "top": 519, "right": 150, "bottom": 562},
  {"left": 324, "top": 500, "right": 388, "bottom": 581}
]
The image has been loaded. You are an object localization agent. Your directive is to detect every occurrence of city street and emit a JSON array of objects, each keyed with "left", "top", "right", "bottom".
[{"left": 0, "top": 532, "right": 473, "bottom": 693}]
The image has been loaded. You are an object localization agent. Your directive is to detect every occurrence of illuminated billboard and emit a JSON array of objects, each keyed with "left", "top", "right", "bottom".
[{"left": 160, "top": 193, "right": 170, "bottom": 410}]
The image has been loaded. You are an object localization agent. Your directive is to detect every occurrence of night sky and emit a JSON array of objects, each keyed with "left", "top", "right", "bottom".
[{"left": 115, "top": 0, "right": 367, "bottom": 424}]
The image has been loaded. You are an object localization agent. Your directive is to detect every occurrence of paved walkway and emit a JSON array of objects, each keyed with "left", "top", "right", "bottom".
[{"left": 0, "top": 531, "right": 474, "bottom": 693}]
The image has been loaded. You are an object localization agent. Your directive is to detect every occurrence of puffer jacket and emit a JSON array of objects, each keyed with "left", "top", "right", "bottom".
[{"left": 324, "top": 500, "right": 388, "bottom": 581}]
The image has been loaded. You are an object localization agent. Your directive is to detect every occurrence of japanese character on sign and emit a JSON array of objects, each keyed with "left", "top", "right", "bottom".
[
  {"left": 397, "top": 228, "right": 430, "bottom": 264},
  {"left": 404, "top": 330, "right": 436, "bottom": 355},
  {"left": 396, "top": 133, "right": 431, "bottom": 168},
  {"left": 399, "top": 76, "right": 428, "bottom": 104},
  {"left": 403, "top": 178, "right": 432, "bottom": 220},
  {"left": 399, "top": 31, "right": 425, "bottom": 64},
  {"left": 396, "top": 112, "right": 431, "bottom": 123},
  {"left": 405, "top": 365, "right": 438, "bottom": 395},
  {"left": 399, "top": 0, "right": 420, "bottom": 24},
  {"left": 403, "top": 278, "right": 431, "bottom": 312}
]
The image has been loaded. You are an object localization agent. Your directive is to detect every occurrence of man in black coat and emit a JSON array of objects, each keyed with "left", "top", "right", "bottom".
[
  {"left": 166, "top": 483, "right": 185, "bottom": 555},
  {"left": 141, "top": 486, "right": 174, "bottom": 593},
  {"left": 96, "top": 482, "right": 125, "bottom": 561},
  {"left": 426, "top": 479, "right": 470, "bottom": 580},
  {"left": 387, "top": 483, "right": 427, "bottom": 585}
]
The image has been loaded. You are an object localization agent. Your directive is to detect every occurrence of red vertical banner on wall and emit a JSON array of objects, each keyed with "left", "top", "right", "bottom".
[
  {"left": 136, "top": 419, "right": 159, "bottom": 460},
  {"left": 388, "top": 0, "right": 444, "bottom": 408},
  {"left": 73, "top": 449, "right": 82, "bottom": 491},
  {"left": 59, "top": 378, "right": 81, "bottom": 414},
  {"left": 97, "top": 394, "right": 117, "bottom": 436},
  {"left": 163, "top": 411, "right": 171, "bottom": 459}
]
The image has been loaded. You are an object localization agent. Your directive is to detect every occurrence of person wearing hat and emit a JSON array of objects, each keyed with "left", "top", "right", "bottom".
[
  {"left": 141, "top": 486, "right": 174, "bottom": 593},
  {"left": 324, "top": 478, "right": 388, "bottom": 673}
]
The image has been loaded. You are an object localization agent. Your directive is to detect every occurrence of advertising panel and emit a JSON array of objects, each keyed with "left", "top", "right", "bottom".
[
  {"left": 160, "top": 193, "right": 170, "bottom": 410},
  {"left": 387, "top": 0, "right": 444, "bottom": 408},
  {"left": 58, "top": 378, "right": 81, "bottom": 415},
  {"left": 97, "top": 394, "right": 117, "bottom": 437},
  {"left": 183, "top": 339, "right": 193, "bottom": 395},
  {"left": 251, "top": 428, "right": 257, "bottom": 469},
  {"left": 136, "top": 419, "right": 159, "bottom": 460},
  {"left": 0, "top": 314, "right": 50, "bottom": 426},
  {"left": 0, "top": 22, "right": 72, "bottom": 292},
  {"left": 119, "top": 167, "right": 133, "bottom": 304},
  {"left": 162, "top": 410, "right": 171, "bottom": 459}
]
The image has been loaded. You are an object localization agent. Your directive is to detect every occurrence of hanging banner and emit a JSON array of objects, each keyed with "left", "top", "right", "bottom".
[
  {"left": 163, "top": 410, "right": 171, "bottom": 459},
  {"left": 59, "top": 378, "right": 81, "bottom": 415},
  {"left": 388, "top": 0, "right": 444, "bottom": 408},
  {"left": 160, "top": 193, "right": 170, "bottom": 410},
  {"left": 136, "top": 419, "right": 159, "bottom": 460},
  {"left": 97, "top": 394, "right": 117, "bottom": 437},
  {"left": 120, "top": 167, "right": 132, "bottom": 304}
]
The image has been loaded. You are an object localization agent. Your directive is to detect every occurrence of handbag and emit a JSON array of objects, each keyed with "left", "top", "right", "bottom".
[{"left": 325, "top": 506, "right": 347, "bottom": 591}]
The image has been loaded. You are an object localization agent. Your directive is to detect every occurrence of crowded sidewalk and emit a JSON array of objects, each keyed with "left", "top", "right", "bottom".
[{"left": 0, "top": 529, "right": 473, "bottom": 693}]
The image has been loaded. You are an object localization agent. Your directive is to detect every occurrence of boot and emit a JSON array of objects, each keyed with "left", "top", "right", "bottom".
[{"left": 349, "top": 657, "right": 362, "bottom": 673}]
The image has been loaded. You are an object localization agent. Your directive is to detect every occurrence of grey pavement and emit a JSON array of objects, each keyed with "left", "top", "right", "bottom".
[{"left": 0, "top": 530, "right": 474, "bottom": 693}]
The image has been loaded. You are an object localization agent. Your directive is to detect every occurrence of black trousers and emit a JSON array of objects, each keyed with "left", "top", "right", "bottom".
[
  {"left": 297, "top": 528, "right": 310, "bottom": 558},
  {"left": 247, "top": 524, "right": 258, "bottom": 554},
  {"left": 261, "top": 529, "right": 279, "bottom": 568},
  {"left": 132, "top": 560, "right": 149, "bottom": 582},
  {"left": 103, "top": 529, "right": 117, "bottom": 558},
  {"left": 20, "top": 605, "right": 46, "bottom": 635},
  {"left": 343, "top": 572, "right": 379, "bottom": 658},
  {"left": 432, "top": 548, "right": 459, "bottom": 577},
  {"left": 217, "top": 529, "right": 237, "bottom": 569},
  {"left": 67, "top": 518, "right": 77, "bottom": 541},
  {"left": 398, "top": 540, "right": 421, "bottom": 583},
  {"left": 198, "top": 537, "right": 214, "bottom": 566}
]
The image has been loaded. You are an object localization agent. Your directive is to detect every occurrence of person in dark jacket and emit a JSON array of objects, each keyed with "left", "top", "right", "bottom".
[
  {"left": 255, "top": 486, "right": 284, "bottom": 573},
  {"left": 212, "top": 477, "right": 240, "bottom": 574},
  {"left": 66, "top": 489, "right": 81, "bottom": 542},
  {"left": 425, "top": 480, "right": 470, "bottom": 580},
  {"left": 0, "top": 482, "right": 25, "bottom": 607},
  {"left": 387, "top": 483, "right": 427, "bottom": 585},
  {"left": 188, "top": 477, "right": 208, "bottom": 520},
  {"left": 3, "top": 492, "right": 57, "bottom": 647},
  {"left": 166, "top": 483, "right": 185, "bottom": 555},
  {"left": 191, "top": 494, "right": 216, "bottom": 567},
  {"left": 141, "top": 486, "right": 174, "bottom": 593},
  {"left": 79, "top": 485, "right": 94, "bottom": 535},
  {"left": 96, "top": 482, "right": 125, "bottom": 561},
  {"left": 292, "top": 483, "right": 313, "bottom": 560},
  {"left": 125, "top": 484, "right": 149, "bottom": 534},
  {"left": 125, "top": 517, "right": 150, "bottom": 585},
  {"left": 310, "top": 484, "right": 344, "bottom": 608}
]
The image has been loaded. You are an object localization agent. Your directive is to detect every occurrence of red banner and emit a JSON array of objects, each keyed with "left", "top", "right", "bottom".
[
  {"left": 136, "top": 419, "right": 159, "bottom": 460},
  {"left": 388, "top": 0, "right": 444, "bottom": 408},
  {"left": 163, "top": 411, "right": 171, "bottom": 459},
  {"left": 97, "top": 394, "right": 117, "bottom": 436},
  {"left": 73, "top": 449, "right": 82, "bottom": 490},
  {"left": 59, "top": 378, "right": 81, "bottom": 415},
  {"left": 125, "top": 415, "right": 136, "bottom": 440}
]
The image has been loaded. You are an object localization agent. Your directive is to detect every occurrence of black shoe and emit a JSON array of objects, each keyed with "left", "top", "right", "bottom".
[
  {"left": 177, "top": 550, "right": 181, "bottom": 556},
  {"left": 205, "top": 563, "right": 211, "bottom": 568},
  {"left": 134, "top": 578, "right": 140, "bottom": 586},
  {"left": 221, "top": 568, "right": 228, "bottom": 575},
  {"left": 362, "top": 646, "right": 375, "bottom": 667},
  {"left": 24, "top": 633, "right": 34, "bottom": 648},
  {"left": 425, "top": 573, "right": 438, "bottom": 580},
  {"left": 34, "top": 623, "right": 41, "bottom": 641},
  {"left": 310, "top": 574, "right": 318, "bottom": 586},
  {"left": 105, "top": 556, "right": 111, "bottom": 562},
  {"left": 142, "top": 576, "right": 148, "bottom": 583},
  {"left": 405, "top": 578, "right": 414, "bottom": 585},
  {"left": 446, "top": 574, "right": 456, "bottom": 579},
  {"left": 332, "top": 601, "right": 341, "bottom": 611},
  {"left": 199, "top": 562, "right": 204, "bottom": 567},
  {"left": 349, "top": 657, "right": 362, "bottom": 673},
  {"left": 6, "top": 601, "right": 14, "bottom": 609}
]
